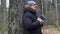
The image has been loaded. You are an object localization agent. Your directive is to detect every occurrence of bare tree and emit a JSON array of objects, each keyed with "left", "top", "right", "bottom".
[
  {"left": 8, "top": 0, "right": 27, "bottom": 34},
  {"left": 54, "top": 0, "right": 59, "bottom": 28}
]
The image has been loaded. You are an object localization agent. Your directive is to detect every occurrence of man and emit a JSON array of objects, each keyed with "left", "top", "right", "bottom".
[{"left": 22, "top": 1, "right": 45, "bottom": 34}]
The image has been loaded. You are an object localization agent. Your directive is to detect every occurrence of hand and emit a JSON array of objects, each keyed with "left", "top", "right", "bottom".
[{"left": 37, "top": 18, "right": 44, "bottom": 24}]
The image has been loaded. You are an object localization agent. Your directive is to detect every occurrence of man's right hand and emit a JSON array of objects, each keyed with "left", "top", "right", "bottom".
[{"left": 37, "top": 18, "right": 44, "bottom": 24}]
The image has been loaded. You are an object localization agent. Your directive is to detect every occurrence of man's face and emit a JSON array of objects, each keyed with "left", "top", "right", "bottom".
[{"left": 31, "top": 4, "right": 38, "bottom": 10}]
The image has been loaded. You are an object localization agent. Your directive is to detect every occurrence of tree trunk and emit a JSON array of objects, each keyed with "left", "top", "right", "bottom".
[{"left": 8, "top": 0, "right": 26, "bottom": 34}]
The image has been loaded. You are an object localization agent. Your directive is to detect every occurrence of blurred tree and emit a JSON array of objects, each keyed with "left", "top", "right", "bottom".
[
  {"left": 0, "top": 0, "right": 8, "bottom": 34},
  {"left": 8, "top": 0, "right": 26, "bottom": 34}
]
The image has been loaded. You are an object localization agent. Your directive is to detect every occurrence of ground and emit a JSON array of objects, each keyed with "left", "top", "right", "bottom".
[
  {"left": 0, "top": 26, "right": 60, "bottom": 34},
  {"left": 42, "top": 27, "right": 60, "bottom": 34}
]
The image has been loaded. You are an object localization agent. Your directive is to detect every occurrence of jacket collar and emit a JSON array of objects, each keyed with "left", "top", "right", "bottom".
[{"left": 24, "top": 9, "right": 36, "bottom": 15}]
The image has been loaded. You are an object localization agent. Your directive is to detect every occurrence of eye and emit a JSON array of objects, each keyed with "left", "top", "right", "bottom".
[{"left": 34, "top": 4, "right": 36, "bottom": 5}]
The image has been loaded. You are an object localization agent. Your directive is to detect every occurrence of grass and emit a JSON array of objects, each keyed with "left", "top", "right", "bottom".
[{"left": 0, "top": 23, "right": 8, "bottom": 34}]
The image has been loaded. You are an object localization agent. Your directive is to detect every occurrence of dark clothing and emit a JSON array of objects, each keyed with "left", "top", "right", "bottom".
[{"left": 22, "top": 9, "right": 43, "bottom": 34}]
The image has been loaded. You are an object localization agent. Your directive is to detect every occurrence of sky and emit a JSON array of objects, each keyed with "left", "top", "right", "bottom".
[
  {"left": 6, "top": 0, "right": 9, "bottom": 8},
  {"left": 0, "top": 0, "right": 9, "bottom": 11},
  {"left": 6, "top": 0, "right": 9, "bottom": 11},
  {"left": 0, "top": 0, "right": 1, "bottom": 5}
]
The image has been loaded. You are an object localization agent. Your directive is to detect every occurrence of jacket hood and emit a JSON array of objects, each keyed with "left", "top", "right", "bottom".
[
  {"left": 24, "top": 5, "right": 32, "bottom": 11},
  {"left": 23, "top": 5, "right": 36, "bottom": 14}
]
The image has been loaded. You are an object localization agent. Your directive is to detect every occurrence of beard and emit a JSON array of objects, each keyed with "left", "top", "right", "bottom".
[{"left": 32, "top": 9, "right": 38, "bottom": 13}]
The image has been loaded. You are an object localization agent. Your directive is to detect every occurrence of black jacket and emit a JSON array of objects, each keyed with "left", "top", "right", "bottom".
[{"left": 22, "top": 9, "right": 43, "bottom": 34}]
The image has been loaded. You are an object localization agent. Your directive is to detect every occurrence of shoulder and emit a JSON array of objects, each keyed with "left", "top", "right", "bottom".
[{"left": 23, "top": 12, "right": 33, "bottom": 17}]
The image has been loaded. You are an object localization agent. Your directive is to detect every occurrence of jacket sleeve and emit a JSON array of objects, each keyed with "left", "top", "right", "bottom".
[{"left": 23, "top": 16, "right": 42, "bottom": 30}]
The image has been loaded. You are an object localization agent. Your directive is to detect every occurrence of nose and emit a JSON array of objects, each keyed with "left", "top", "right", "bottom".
[
  {"left": 33, "top": 4, "right": 38, "bottom": 8},
  {"left": 35, "top": 5, "right": 38, "bottom": 7},
  {"left": 32, "top": 3, "right": 37, "bottom": 6}
]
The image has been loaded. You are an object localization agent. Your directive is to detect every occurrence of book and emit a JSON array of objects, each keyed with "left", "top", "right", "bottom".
[{"left": 40, "top": 15, "right": 46, "bottom": 20}]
